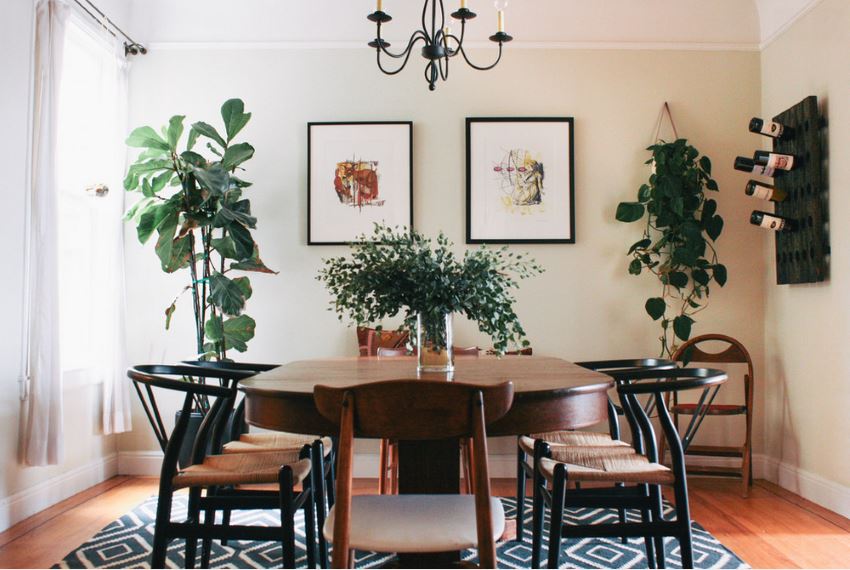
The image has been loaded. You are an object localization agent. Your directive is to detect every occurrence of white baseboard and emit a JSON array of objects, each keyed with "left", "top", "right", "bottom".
[
  {"left": 0, "top": 453, "right": 118, "bottom": 533},
  {"left": 118, "top": 450, "right": 850, "bottom": 520}
]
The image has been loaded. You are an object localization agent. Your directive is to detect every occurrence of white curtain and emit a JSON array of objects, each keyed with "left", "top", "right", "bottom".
[{"left": 24, "top": 0, "right": 69, "bottom": 466}]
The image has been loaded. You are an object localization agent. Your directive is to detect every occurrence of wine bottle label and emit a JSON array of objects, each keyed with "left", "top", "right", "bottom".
[
  {"left": 759, "top": 215, "right": 786, "bottom": 231},
  {"left": 765, "top": 153, "right": 794, "bottom": 171},
  {"left": 761, "top": 121, "right": 784, "bottom": 138},
  {"left": 750, "top": 185, "right": 772, "bottom": 200},
  {"left": 751, "top": 163, "right": 775, "bottom": 176}
]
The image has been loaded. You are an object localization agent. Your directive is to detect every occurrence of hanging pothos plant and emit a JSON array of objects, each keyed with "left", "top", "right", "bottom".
[
  {"left": 615, "top": 139, "right": 726, "bottom": 358},
  {"left": 123, "top": 99, "right": 275, "bottom": 361}
]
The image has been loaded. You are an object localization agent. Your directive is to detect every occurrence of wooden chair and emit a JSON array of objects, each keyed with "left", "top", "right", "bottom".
[
  {"left": 183, "top": 360, "right": 336, "bottom": 567},
  {"left": 532, "top": 367, "right": 727, "bottom": 569},
  {"left": 357, "top": 326, "right": 409, "bottom": 357},
  {"left": 315, "top": 379, "right": 514, "bottom": 568},
  {"left": 485, "top": 347, "right": 533, "bottom": 356},
  {"left": 664, "top": 334, "right": 755, "bottom": 497},
  {"left": 129, "top": 365, "right": 318, "bottom": 569},
  {"left": 515, "top": 358, "right": 675, "bottom": 543}
]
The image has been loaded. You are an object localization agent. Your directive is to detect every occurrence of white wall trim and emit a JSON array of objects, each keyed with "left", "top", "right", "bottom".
[
  {"left": 759, "top": 0, "right": 824, "bottom": 50},
  {"left": 147, "top": 40, "right": 760, "bottom": 53},
  {"left": 0, "top": 453, "right": 118, "bottom": 533},
  {"left": 118, "top": 450, "right": 850, "bottom": 520}
]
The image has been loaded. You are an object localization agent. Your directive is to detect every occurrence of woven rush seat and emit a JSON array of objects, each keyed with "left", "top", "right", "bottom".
[
  {"left": 324, "top": 495, "right": 505, "bottom": 553},
  {"left": 223, "top": 432, "right": 332, "bottom": 457},
  {"left": 519, "top": 431, "right": 631, "bottom": 456},
  {"left": 173, "top": 451, "right": 311, "bottom": 489},
  {"left": 670, "top": 403, "right": 747, "bottom": 416},
  {"left": 539, "top": 452, "right": 674, "bottom": 485}
]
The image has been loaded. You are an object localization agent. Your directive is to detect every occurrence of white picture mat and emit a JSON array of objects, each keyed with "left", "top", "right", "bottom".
[
  {"left": 469, "top": 121, "right": 572, "bottom": 241},
  {"left": 309, "top": 123, "right": 411, "bottom": 243}
]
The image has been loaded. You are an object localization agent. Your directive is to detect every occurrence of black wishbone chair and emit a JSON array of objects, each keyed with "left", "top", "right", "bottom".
[
  {"left": 533, "top": 367, "right": 727, "bottom": 570},
  {"left": 515, "top": 358, "right": 675, "bottom": 543},
  {"left": 129, "top": 365, "right": 318, "bottom": 569},
  {"left": 183, "top": 359, "right": 337, "bottom": 568}
]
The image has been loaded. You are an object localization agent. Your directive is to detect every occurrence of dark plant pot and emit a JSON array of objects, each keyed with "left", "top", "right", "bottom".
[{"left": 175, "top": 410, "right": 205, "bottom": 469}]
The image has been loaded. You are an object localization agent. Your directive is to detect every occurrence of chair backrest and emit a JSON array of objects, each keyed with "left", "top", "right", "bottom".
[
  {"left": 376, "top": 346, "right": 479, "bottom": 358},
  {"left": 610, "top": 367, "right": 727, "bottom": 483},
  {"left": 314, "top": 380, "right": 513, "bottom": 568},
  {"left": 672, "top": 334, "right": 754, "bottom": 411},
  {"left": 486, "top": 347, "right": 533, "bottom": 356},
  {"left": 454, "top": 346, "right": 481, "bottom": 356},
  {"left": 376, "top": 346, "right": 411, "bottom": 357},
  {"left": 128, "top": 365, "right": 251, "bottom": 474},
  {"left": 356, "top": 326, "right": 410, "bottom": 357}
]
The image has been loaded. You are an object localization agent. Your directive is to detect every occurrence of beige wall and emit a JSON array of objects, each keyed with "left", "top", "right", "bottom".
[
  {"left": 121, "top": 47, "right": 764, "bottom": 458},
  {"left": 761, "top": 0, "right": 850, "bottom": 489}
]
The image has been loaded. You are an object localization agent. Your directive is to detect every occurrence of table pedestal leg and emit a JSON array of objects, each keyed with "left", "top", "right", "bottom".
[{"left": 397, "top": 438, "right": 461, "bottom": 567}]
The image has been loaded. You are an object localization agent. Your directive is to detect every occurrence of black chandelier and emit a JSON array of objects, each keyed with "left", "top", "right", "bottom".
[{"left": 368, "top": 0, "right": 513, "bottom": 91}]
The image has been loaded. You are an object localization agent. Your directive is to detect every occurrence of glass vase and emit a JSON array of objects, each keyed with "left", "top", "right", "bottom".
[{"left": 416, "top": 312, "right": 454, "bottom": 373}]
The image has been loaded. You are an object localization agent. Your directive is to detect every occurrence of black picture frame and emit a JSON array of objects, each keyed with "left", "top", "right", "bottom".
[
  {"left": 466, "top": 117, "right": 575, "bottom": 244},
  {"left": 308, "top": 121, "right": 414, "bottom": 245}
]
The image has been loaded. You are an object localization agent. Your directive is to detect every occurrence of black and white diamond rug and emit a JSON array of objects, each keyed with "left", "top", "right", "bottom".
[{"left": 56, "top": 496, "right": 747, "bottom": 568}]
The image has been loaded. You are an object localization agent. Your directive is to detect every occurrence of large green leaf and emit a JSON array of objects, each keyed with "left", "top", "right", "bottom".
[
  {"left": 705, "top": 215, "right": 724, "bottom": 241},
  {"left": 166, "top": 115, "right": 185, "bottom": 150},
  {"left": 672, "top": 247, "right": 697, "bottom": 267},
  {"left": 615, "top": 202, "right": 645, "bottom": 223},
  {"left": 221, "top": 99, "right": 251, "bottom": 142},
  {"left": 154, "top": 211, "right": 192, "bottom": 273},
  {"left": 668, "top": 271, "right": 688, "bottom": 288},
  {"left": 645, "top": 297, "right": 666, "bottom": 320},
  {"left": 228, "top": 222, "right": 255, "bottom": 260},
  {"left": 193, "top": 164, "right": 230, "bottom": 196},
  {"left": 230, "top": 244, "right": 276, "bottom": 274},
  {"left": 126, "top": 126, "right": 170, "bottom": 151},
  {"left": 713, "top": 264, "right": 728, "bottom": 286},
  {"left": 191, "top": 121, "right": 226, "bottom": 148},
  {"left": 204, "top": 314, "right": 256, "bottom": 352},
  {"left": 137, "top": 201, "right": 177, "bottom": 244},
  {"left": 124, "top": 159, "right": 173, "bottom": 191},
  {"left": 221, "top": 142, "right": 255, "bottom": 171},
  {"left": 208, "top": 272, "right": 248, "bottom": 316},
  {"left": 673, "top": 315, "right": 694, "bottom": 342},
  {"left": 211, "top": 236, "right": 238, "bottom": 260},
  {"left": 215, "top": 200, "right": 257, "bottom": 229},
  {"left": 628, "top": 259, "right": 642, "bottom": 275}
]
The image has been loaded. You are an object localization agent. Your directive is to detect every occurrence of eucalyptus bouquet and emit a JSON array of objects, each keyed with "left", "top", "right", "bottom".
[
  {"left": 123, "top": 99, "right": 275, "bottom": 361},
  {"left": 318, "top": 224, "right": 543, "bottom": 353}
]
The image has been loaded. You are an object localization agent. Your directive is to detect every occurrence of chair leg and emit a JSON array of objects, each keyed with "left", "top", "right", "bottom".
[
  {"left": 313, "top": 441, "right": 330, "bottom": 569},
  {"left": 515, "top": 441, "right": 527, "bottom": 542},
  {"left": 185, "top": 487, "right": 201, "bottom": 569},
  {"left": 462, "top": 438, "right": 475, "bottom": 495},
  {"left": 650, "top": 484, "right": 666, "bottom": 569},
  {"left": 390, "top": 440, "right": 399, "bottom": 494},
  {"left": 151, "top": 489, "right": 173, "bottom": 568},
  {"left": 616, "top": 482, "right": 627, "bottom": 544},
  {"left": 200, "top": 507, "right": 214, "bottom": 568},
  {"left": 672, "top": 479, "right": 694, "bottom": 570},
  {"left": 220, "top": 509, "right": 231, "bottom": 546},
  {"left": 547, "top": 463, "right": 567, "bottom": 570},
  {"left": 741, "top": 442, "right": 753, "bottom": 498},
  {"left": 303, "top": 480, "right": 317, "bottom": 569},
  {"left": 641, "top": 507, "right": 656, "bottom": 570},
  {"left": 279, "top": 466, "right": 297, "bottom": 569},
  {"left": 530, "top": 462, "right": 546, "bottom": 568},
  {"left": 378, "top": 438, "right": 388, "bottom": 494}
]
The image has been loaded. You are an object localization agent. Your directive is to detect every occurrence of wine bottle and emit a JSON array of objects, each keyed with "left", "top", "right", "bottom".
[
  {"left": 750, "top": 210, "right": 797, "bottom": 232},
  {"left": 754, "top": 150, "right": 796, "bottom": 171},
  {"left": 745, "top": 180, "right": 787, "bottom": 202},
  {"left": 749, "top": 117, "right": 790, "bottom": 139},
  {"left": 735, "top": 157, "right": 774, "bottom": 177}
]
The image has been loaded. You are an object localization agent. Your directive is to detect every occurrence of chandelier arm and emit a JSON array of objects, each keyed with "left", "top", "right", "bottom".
[
  {"left": 457, "top": 41, "right": 504, "bottom": 71},
  {"left": 377, "top": 34, "right": 428, "bottom": 75},
  {"left": 421, "top": 0, "right": 430, "bottom": 40},
  {"left": 378, "top": 29, "right": 428, "bottom": 59},
  {"left": 438, "top": 52, "right": 449, "bottom": 81}
]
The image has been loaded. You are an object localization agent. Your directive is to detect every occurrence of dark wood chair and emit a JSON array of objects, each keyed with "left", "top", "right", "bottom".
[
  {"left": 665, "top": 334, "right": 755, "bottom": 497},
  {"left": 183, "top": 360, "right": 336, "bottom": 567},
  {"left": 532, "top": 367, "right": 727, "bottom": 569},
  {"left": 129, "top": 365, "right": 318, "bottom": 569},
  {"left": 515, "top": 358, "right": 675, "bottom": 543},
  {"left": 315, "top": 379, "right": 514, "bottom": 568},
  {"left": 357, "top": 326, "right": 410, "bottom": 357}
]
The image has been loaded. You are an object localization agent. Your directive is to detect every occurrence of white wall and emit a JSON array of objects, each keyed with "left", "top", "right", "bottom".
[
  {"left": 120, "top": 45, "right": 765, "bottom": 460},
  {"left": 761, "top": 0, "right": 850, "bottom": 504}
]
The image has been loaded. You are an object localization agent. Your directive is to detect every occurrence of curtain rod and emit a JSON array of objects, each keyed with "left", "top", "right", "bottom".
[{"left": 71, "top": 0, "right": 147, "bottom": 56}]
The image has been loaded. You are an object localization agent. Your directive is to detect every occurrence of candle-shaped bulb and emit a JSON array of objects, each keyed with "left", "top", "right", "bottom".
[
  {"left": 443, "top": 26, "right": 452, "bottom": 45},
  {"left": 377, "top": 0, "right": 383, "bottom": 12},
  {"left": 461, "top": 0, "right": 467, "bottom": 8},
  {"left": 495, "top": 0, "right": 507, "bottom": 32}
]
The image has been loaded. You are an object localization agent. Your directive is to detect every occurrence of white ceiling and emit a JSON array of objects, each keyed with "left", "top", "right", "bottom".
[{"left": 124, "top": 0, "right": 819, "bottom": 50}]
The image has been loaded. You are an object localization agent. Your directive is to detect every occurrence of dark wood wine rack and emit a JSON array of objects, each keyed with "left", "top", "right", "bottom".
[{"left": 771, "top": 95, "right": 829, "bottom": 284}]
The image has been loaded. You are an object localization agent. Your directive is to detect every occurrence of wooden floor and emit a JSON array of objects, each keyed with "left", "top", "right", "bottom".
[{"left": 0, "top": 476, "right": 848, "bottom": 568}]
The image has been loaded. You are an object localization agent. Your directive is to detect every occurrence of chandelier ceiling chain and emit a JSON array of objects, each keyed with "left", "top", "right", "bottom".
[{"left": 368, "top": 0, "right": 513, "bottom": 91}]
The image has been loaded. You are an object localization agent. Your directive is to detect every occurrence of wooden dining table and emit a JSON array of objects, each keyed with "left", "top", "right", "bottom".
[{"left": 240, "top": 355, "right": 613, "bottom": 566}]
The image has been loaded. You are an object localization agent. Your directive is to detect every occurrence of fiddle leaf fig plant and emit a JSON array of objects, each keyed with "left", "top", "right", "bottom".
[
  {"left": 124, "top": 98, "right": 276, "bottom": 361},
  {"left": 615, "top": 139, "right": 726, "bottom": 358},
  {"left": 317, "top": 224, "right": 544, "bottom": 353}
]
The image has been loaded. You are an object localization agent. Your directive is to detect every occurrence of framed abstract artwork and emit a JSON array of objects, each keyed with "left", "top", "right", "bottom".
[
  {"left": 308, "top": 121, "right": 413, "bottom": 245},
  {"left": 466, "top": 117, "right": 575, "bottom": 244}
]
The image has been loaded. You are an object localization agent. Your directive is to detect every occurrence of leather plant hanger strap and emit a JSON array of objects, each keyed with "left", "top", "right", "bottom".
[{"left": 652, "top": 101, "right": 680, "bottom": 144}]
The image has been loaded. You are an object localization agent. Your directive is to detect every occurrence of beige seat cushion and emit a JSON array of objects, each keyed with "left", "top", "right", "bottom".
[
  {"left": 539, "top": 452, "right": 674, "bottom": 485},
  {"left": 519, "top": 431, "right": 631, "bottom": 455},
  {"left": 324, "top": 495, "right": 505, "bottom": 553},
  {"left": 173, "top": 451, "right": 311, "bottom": 489},
  {"left": 222, "top": 433, "right": 333, "bottom": 462}
]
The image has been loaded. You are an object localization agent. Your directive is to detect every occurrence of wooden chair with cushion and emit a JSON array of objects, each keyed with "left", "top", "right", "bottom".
[
  {"left": 357, "top": 326, "right": 410, "bottom": 357},
  {"left": 315, "top": 379, "right": 514, "bottom": 568},
  {"left": 515, "top": 358, "right": 675, "bottom": 543},
  {"left": 129, "top": 365, "right": 318, "bottom": 569},
  {"left": 183, "top": 359, "right": 336, "bottom": 567},
  {"left": 664, "top": 334, "right": 755, "bottom": 496},
  {"left": 532, "top": 367, "right": 727, "bottom": 569}
]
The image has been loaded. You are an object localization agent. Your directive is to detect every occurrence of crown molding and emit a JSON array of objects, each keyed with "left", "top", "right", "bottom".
[{"left": 759, "top": 0, "right": 824, "bottom": 50}]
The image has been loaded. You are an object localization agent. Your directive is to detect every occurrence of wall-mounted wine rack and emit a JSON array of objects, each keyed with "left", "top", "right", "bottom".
[{"left": 771, "top": 96, "right": 829, "bottom": 284}]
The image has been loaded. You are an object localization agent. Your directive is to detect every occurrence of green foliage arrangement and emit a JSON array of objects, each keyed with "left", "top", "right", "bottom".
[
  {"left": 615, "top": 139, "right": 727, "bottom": 358},
  {"left": 317, "top": 224, "right": 544, "bottom": 353},
  {"left": 123, "top": 99, "right": 275, "bottom": 360}
]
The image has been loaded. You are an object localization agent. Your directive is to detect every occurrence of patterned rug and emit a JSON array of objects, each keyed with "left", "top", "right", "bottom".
[{"left": 56, "top": 496, "right": 747, "bottom": 568}]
